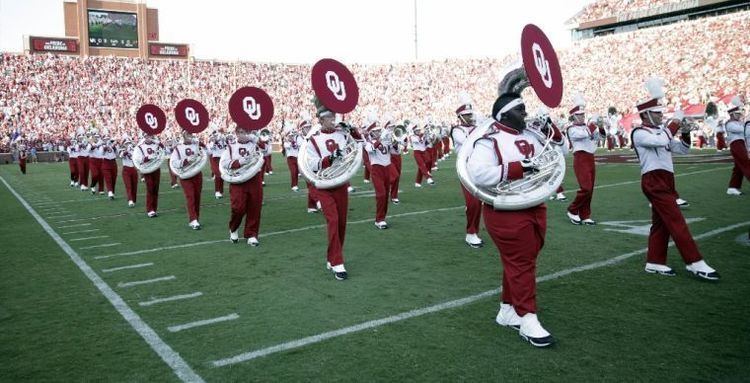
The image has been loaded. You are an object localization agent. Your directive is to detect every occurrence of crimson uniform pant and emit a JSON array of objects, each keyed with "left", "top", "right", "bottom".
[
  {"left": 568, "top": 151, "right": 595, "bottom": 220},
  {"left": 210, "top": 156, "right": 224, "bottom": 193},
  {"left": 484, "top": 204, "right": 546, "bottom": 316},
  {"left": 435, "top": 140, "right": 444, "bottom": 160},
  {"left": 68, "top": 158, "right": 78, "bottom": 181},
  {"left": 101, "top": 159, "right": 118, "bottom": 194},
  {"left": 641, "top": 170, "right": 702, "bottom": 265},
  {"left": 229, "top": 174, "right": 263, "bottom": 238},
  {"left": 363, "top": 151, "right": 371, "bottom": 181},
  {"left": 122, "top": 166, "right": 138, "bottom": 203},
  {"left": 143, "top": 170, "right": 160, "bottom": 213},
  {"left": 169, "top": 168, "right": 178, "bottom": 187},
  {"left": 606, "top": 136, "right": 615, "bottom": 150},
  {"left": 728, "top": 140, "right": 750, "bottom": 189},
  {"left": 716, "top": 133, "right": 727, "bottom": 151},
  {"left": 442, "top": 137, "right": 451, "bottom": 154},
  {"left": 317, "top": 184, "right": 348, "bottom": 267},
  {"left": 77, "top": 156, "right": 89, "bottom": 186},
  {"left": 89, "top": 157, "right": 103, "bottom": 192},
  {"left": 264, "top": 155, "right": 273, "bottom": 173},
  {"left": 19, "top": 158, "right": 26, "bottom": 174},
  {"left": 617, "top": 135, "right": 625, "bottom": 148},
  {"left": 556, "top": 185, "right": 564, "bottom": 193},
  {"left": 461, "top": 184, "right": 482, "bottom": 235},
  {"left": 306, "top": 181, "right": 318, "bottom": 209},
  {"left": 179, "top": 173, "right": 203, "bottom": 222},
  {"left": 426, "top": 147, "right": 436, "bottom": 170},
  {"left": 389, "top": 154, "right": 402, "bottom": 199},
  {"left": 286, "top": 156, "right": 299, "bottom": 188},
  {"left": 413, "top": 150, "right": 431, "bottom": 184},
  {"left": 696, "top": 136, "right": 706, "bottom": 148},
  {"left": 371, "top": 165, "right": 391, "bottom": 222}
]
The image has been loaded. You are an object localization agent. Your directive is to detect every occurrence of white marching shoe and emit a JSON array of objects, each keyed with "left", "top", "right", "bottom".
[
  {"left": 215, "top": 191, "right": 223, "bottom": 199},
  {"left": 495, "top": 303, "right": 521, "bottom": 330},
  {"left": 291, "top": 186, "right": 299, "bottom": 192},
  {"left": 147, "top": 211, "right": 158, "bottom": 218},
  {"left": 644, "top": 263, "right": 676, "bottom": 276},
  {"left": 727, "top": 188, "right": 742, "bottom": 196},
  {"left": 107, "top": 191, "right": 115, "bottom": 200},
  {"left": 391, "top": 198, "right": 400, "bottom": 204},
  {"left": 171, "top": 183, "right": 179, "bottom": 189},
  {"left": 465, "top": 233, "right": 484, "bottom": 248},
  {"left": 676, "top": 198, "right": 689, "bottom": 208},
  {"left": 248, "top": 237, "right": 259, "bottom": 247},
  {"left": 582, "top": 218, "right": 596, "bottom": 225},
  {"left": 307, "top": 208, "right": 319, "bottom": 213},
  {"left": 427, "top": 177, "right": 435, "bottom": 185},
  {"left": 229, "top": 230, "right": 239, "bottom": 243},
  {"left": 363, "top": 179, "right": 370, "bottom": 184},
  {"left": 127, "top": 200, "right": 135, "bottom": 208},
  {"left": 414, "top": 183, "right": 422, "bottom": 188},
  {"left": 519, "top": 313, "right": 555, "bottom": 348},
  {"left": 567, "top": 211, "right": 582, "bottom": 225},
  {"left": 555, "top": 192, "right": 566, "bottom": 201},
  {"left": 69, "top": 181, "right": 75, "bottom": 187},
  {"left": 80, "top": 185, "right": 88, "bottom": 191},
  {"left": 685, "top": 260, "right": 720, "bottom": 281},
  {"left": 347, "top": 186, "right": 355, "bottom": 192},
  {"left": 189, "top": 220, "right": 201, "bottom": 230},
  {"left": 374, "top": 221, "right": 388, "bottom": 230},
  {"left": 268, "top": 171, "right": 273, "bottom": 175},
  {"left": 326, "top": 262, "right": 348, "bottom": 281}
]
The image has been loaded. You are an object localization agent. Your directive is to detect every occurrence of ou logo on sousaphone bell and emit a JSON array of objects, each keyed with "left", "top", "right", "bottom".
[
  {"left": 311, "top": 58, "right": 359, "bottom": 114},
  {"left": 242, "top": 96, "right": 262, "bottom": 120},
  {"left": 228, "top": 87, "right": 274, "bottom": 130},
  {"left": 520, "top": 24, "right": 563, "bottom": 108},
  {"left": 136, "top": 104, "right": 166, "bottom": 135},
  {"left": 175, "top": 99, "right": 209, "bottom": 134}
]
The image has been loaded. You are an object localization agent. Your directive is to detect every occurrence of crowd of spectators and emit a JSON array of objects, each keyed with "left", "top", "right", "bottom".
[
  {"left": 570, "top": 0, "right": 690, "bottom": 25},
  {"left": 1, "top": 10, "right": 748, "bottom": 154}
]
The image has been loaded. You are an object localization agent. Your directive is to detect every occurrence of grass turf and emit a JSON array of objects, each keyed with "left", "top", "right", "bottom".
[{"left": 0, "top": 150, "right": 748, "bottom": 382}]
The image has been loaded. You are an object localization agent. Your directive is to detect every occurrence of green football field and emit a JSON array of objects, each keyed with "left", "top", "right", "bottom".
[{"left": 1, "top": 150, "right": 748, "bottom": 382}]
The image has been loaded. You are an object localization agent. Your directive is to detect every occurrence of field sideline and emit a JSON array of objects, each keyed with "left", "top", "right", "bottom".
[{"left": 1, "top": 151, "right": 749, "bottom": 382}]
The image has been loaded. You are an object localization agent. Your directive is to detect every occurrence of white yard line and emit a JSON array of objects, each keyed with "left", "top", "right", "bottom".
[
  {"left": 57, "top": 223, "right": 91, "bottom": 229},
  {"left": 94, "top": 206, "right": 465, "bottom": 260},
  {"left": 139, "top": 292, "right": 204, "bottom": 307},
  {"left": 117, "top": 275, "right": 176, "bottom": 288},
  {"left": 47, "top": 214, "right": 75, "bottom": 219},
  {"left": 69, "top": 235, "right": 110, "bottom": 242},
  {"left": 61, "top": 229, "right": 100, "bottom": 235},
  {"left": 211, "top": 220, "right": 750, "bottom": 367},
  {"left": 101, "top": 263, "right": 154, "bottom": 273},
  {"left": 0, "top": 176, "right": 204, "bottom": 383},
  {"left": 80, "top": 243, "right": 121, "bottom": 250},
  {"left": 167, "top": 313, "right": 239, "bottom": 333}
]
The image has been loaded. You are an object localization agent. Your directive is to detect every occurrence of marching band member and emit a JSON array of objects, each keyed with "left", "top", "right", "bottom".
[
  {"left": 136, "top": 134, "right": 164, "bottom": 218},
  {"left": 441, "top": 126, "right": 451, "bottom": 159},
  {"left": 388, "top": 119, "right": 405, "bottom": 204},
  {"left": 119, "top": 135, "right": 138, "bottom": 207},
  {"left": 364, "top": 112, "right": 392, "bottom": 229},
  {"left": 222, "top": 125, "right": 266, "bottom": 245},
  {"left": 170, "top": 130, "right": 204, "bottom": 230},
  {"left": 100, "top": 130, "right": 118, "bottom": 200},
  {"left": 299, "top": 115, "right": 320, "bottom": 213},
  {"left": 165, "top": 137, "right": 180, "bottom": 189},
  {"left": 425, "top": 122, "right": 438, "bottom": 172},
  {"left": 534, "top": 108, "right": 567, "bottom": 202},
  {"left": 282, "top": 121, "right": 304, "bottom": 192},
  {"left": 67, "top": 136, "right": 79, "bottom": 187},
  {"left": 262, "top": 135, "right": 273, "bottom": 176},
  {"left": 88, "top": 130, "right": 105, "bottom": 195},
  {"left": 17, "top": 139, "right": 27, "bottom": 174},
  {"left": 565, "top": 94, "right": 604, "bottom": 225},
  {"left": 410, "top": 123, "right": 434, "bottom": 187},
  {"left": 76, "top": 129, "right": 90, "bottom": 191},
  {"left": 633, "top": 77, "right": 720, "bottom": 280},
  {"left": 306, "top": 97, "right": 354, "bottom": 280},
  {"left": 452, "top": 92, "right": 484, "bottom": 248},
  {"left": 606, "top": 110, "right": 618, "bottom": 151},
  {"left": 725, "top": 96, "right": 749, "bottom": 195},
  {"left": 468, "top": 92, "right": 565, "bottom": 348},
  {"left": 208, "top": 129, "right": 226, "bottom": 199},
  {"left": 713, "top": 119, "right": 727, "bottom": 151}
]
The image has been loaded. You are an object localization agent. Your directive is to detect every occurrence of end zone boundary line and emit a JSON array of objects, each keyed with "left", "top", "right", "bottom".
[{"left": 0, "top": 176, "right": 205, "bottom": 383}]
